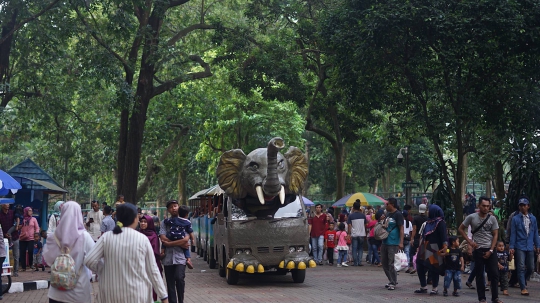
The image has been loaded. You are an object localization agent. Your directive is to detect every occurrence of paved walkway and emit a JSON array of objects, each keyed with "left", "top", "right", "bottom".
[{"left": 3, "top": 257, "right": 539, "bottom": 302}]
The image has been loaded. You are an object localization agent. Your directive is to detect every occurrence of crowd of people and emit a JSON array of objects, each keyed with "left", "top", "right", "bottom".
[
  {"left": 0, "top": 198, "right": 192, "bottom": 303},
  {"left": 308, "top": 196, "right": 540, "bottom": 303}
]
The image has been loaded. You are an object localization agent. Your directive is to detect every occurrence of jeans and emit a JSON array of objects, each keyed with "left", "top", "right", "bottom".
[
  {"left": 12, "top": 239, "right": 19, "bottom": 273},
  {"left": 337, "top": 249, "right": 347, "bottom": 264},
  {"left": 19, "top": 240, "right": 34, "bottom": 270},
  {"left": 164, "top": 264, "right": 186, "bottom": 303},
  {"left": 381, "top": 244, "right": 398, "bottom": 285},
  {"left": 444, "top": 270, "right": 462, "bottom": 290},
  {"left": 367, "top": 239, "right": 373, "bottom": 263},
  {"left": 369, "top": 238, "right": 381, "bottom": 264},
  {"left": 310, "top": 236, "right": 324, "bottom": 263},
  {"left": 416, "top": 256, "right": 439, "bottom": 288},
  {"left": 473, "top": 248, "right": 499, "bottom": 302},
  {"left": 351, "top": 236, "right": 364, "bottom": 265},
  {"left": 515, "top": 249, "right": 535, "bottom": 290},
  {"left": 326, "top": 247, "right": 334, "bottom": 264},
  {"left": 499, "top": 270, "right": 509, "bottom": 291},
  {"left": 403, "top": 243, "right": 411, "bottom": 266}
]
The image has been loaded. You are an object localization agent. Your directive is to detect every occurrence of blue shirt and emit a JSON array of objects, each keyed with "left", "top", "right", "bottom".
[
  {"left": 160, "top": 219, "right": 187, "bottom": 266},
  {"left": 510, "top": 213, "right": 540, "bottom": 251},
  {"left": 100, "top": 215, "right": 115, "bottom": 233}
]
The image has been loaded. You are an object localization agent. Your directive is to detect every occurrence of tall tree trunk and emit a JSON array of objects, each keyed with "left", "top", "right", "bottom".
[
  {"left": 0, "top": 8, "right": 17, "bottom": 109},
  {"left": 303, "top": 140, "right": 311, "bottom": 196},
  {"left": 454, "top": 147, "right": 467, "bottom": 225},
  {"left": 494, "top": 160, "right": 506, "bottom": 201},
  {"left": 116, "top": 109, "right": 129, "bottom": 195},
  {"left": 335, "top": 144, "right": 345, "bottom": 200},
  {"left": 485, "top": 178, "right": 492, "bottom": 198},
  {"left": 178, "top": 168, "right": 187, "bottom": 205}
]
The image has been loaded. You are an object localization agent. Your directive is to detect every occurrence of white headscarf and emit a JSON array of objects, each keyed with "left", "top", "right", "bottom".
[{"left": 43, "top": 201, "right": 87, "bottom": 270}]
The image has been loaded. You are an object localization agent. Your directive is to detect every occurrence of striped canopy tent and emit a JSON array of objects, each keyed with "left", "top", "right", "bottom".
[{"left": 332, "top": 192, "right": 387, "bottom": 207}]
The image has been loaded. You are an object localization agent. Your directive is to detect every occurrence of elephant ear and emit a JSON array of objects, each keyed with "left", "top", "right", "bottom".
[
  {"left": 216, "top": 149, "right": 247, "bottom": 198},
  {"left": 284, "top": 146, "right": 308, "bottom": 194}
]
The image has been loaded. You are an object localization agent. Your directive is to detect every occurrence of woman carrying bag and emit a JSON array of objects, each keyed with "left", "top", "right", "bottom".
[
  {"left": 414, "top": 204, "right": 448, "bottom": 295},
  {"left": 43, "top": 201, "right": 95, "bottom": 303}
]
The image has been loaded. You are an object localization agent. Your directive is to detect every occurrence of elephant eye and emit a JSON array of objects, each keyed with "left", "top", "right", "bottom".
[
  {"left": 277, "top": 159, "right": 284, "bottom": 169},
  {"left": 248, "top": 162, "right": 259, "bottom": 170}
]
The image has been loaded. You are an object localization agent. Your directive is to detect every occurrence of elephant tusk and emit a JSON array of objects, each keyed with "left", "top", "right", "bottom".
[
  {"left": 279, "top": 186, "right": 285, "bottom": 204},
  {"left": 256, "top": 186, "right": 265, "bottom": 205}
]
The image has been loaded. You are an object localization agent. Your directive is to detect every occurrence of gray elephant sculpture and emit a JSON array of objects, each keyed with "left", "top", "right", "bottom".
[{"left": 216, "top": 137, "right": 308, "bottom": 216}]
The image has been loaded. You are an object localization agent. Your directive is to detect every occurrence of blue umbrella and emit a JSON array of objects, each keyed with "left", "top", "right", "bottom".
[
  {"left": 301, "top": 196, "right": 314, "bottom": 206},
  {"left": 0, "top": 198, "right": 15, "bottom": 204},
  {"left": 0, "top": 169, "right": 22, "bottom": 195}
]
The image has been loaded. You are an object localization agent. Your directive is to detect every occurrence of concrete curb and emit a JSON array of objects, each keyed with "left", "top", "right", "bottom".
[{"left": 8, "top": 280, "right": 49, "bottom": 293}]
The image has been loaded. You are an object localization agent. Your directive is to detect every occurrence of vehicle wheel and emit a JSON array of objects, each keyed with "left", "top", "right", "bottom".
[
  {"left": 2, "top": 274, "right": 12, "bottom": 294},
  {"left": 226, "top": 268, "right": 239, "bottom": 285},
  {"left": 291, "top": 269, "right": 306, "bottom": 283},
  {"left": 218, "top": 266, "right": 226, "bottom": 277}
]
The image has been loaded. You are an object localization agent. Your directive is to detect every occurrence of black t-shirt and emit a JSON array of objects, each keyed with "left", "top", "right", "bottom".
[
  {"left": 412, "top": 214, "right": 428, "bottom": 240},
  {"left": 445, "top": 248, "right": 462, "bottom": 271}
]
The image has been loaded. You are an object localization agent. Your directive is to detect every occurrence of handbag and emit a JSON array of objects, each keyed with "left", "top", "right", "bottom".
[
  {"left": 508, "top": 259, "right": 515, "bottom": 271},
  {"left": 394, "top": 250, "right": 409, "bottom": 272}
]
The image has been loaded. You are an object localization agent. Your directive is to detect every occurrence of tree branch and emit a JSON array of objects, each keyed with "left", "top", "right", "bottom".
[
  {"left": 168, "top": 0, "right": 190, "bottom": 9},
  {"left": 0, "top": 0, "right": 62, "bottom": 47},
  {"left": 167, "top": 24, "right": 216, "bottom": 46},
  {"left": 152, "top": 55, "right": 212, "bottom": 97},
  {"left": 73, "top": 5, "right": 132, "bottom": 74},
  {"left": 205, "top": 135, "right": 225, "bottom": 152}
]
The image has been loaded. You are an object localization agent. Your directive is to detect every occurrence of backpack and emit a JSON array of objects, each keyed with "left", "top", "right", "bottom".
[
  {"left": 50, "top": 235, "right": 81, "bottom": 291},
  {"left": 374, "top": 212, "right": 400, "bottom": 241}
]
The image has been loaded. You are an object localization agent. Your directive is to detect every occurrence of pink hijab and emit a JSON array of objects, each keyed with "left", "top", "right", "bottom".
[
  {"left": 43, "top": 201, "right": 87, "bottom": 268},
  {"left": 23, "top": 207, "right": 33, "bottom": 225}
]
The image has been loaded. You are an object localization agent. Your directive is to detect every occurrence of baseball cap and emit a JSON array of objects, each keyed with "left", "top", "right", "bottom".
[
  {"left": 419, "top": 204, "right": 427, "bottom": 214},
  {"left": 166, "top": 200, "right": 179, "bottom": 208},
  {"left": 518, "top": 198, "right": 529, "bottom": 205}
]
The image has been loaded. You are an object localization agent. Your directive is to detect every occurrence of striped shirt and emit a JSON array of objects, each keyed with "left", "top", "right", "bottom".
[{"left": 85, "top": 227, "right": 168, "bottom": 302}]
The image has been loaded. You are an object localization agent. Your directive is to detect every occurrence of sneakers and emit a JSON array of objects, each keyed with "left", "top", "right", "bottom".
[
  {"left": 341, "top": 262, "right": 348, "bottom": 267},
  {"left": 337, "top": 264, "right": 342, "bottom": 267},
  {"left": 388, "top": 284, "right": 395, "bottom": 290},
  {"left": 466, "top": 281, "right": 476, "bottom": 289},
  {"left": 414, "top": 288, "right": 427, "bottom": 294}
]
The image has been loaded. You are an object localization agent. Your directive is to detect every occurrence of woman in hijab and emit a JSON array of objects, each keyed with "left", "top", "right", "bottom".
[
  {"left": 85, "top": 203, "right": 168, "bottom": 303},
  {"left": 414, "top": 204, "right": 448, "bottom": 295},
  {"left": 48, "top": 201, "right": 65, "bottom": 236},
  {"left": 140, "top": 214, "right": 163, "bottom": 302},
  {"left": 19, "top": 206, "right": 40, "bottom": 271},
  {"left": 43, "top": 201, "right": 95, "bottom": 303}
]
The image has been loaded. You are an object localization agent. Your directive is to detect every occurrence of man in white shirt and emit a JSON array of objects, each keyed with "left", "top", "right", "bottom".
[{"left": 86, "top": 201, "right": 104, "bottom": 242}]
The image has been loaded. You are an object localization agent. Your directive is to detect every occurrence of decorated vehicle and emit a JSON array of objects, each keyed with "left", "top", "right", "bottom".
[
  {"left": 211, "top": 137, "right": 315, "bottom": 285},
  {"left": 2, "top": 239, "right": 12, "bottom": 294}
]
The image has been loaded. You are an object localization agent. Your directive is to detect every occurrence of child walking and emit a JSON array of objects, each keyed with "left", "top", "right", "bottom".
[
  {"left": 442, "top": 236, "right": 464, "bottom": 297},
  {"left": 335, "top": 222, "right": 349, "bottom": 267},
  {"left": 496, "top": 241, "right": 512, "bottom": 296},
  {"left": 33, "top": 232, "right": 45, "bottom": 271},
  {"left": 324, "top": 222, "right": 336, "bottom": 265}
]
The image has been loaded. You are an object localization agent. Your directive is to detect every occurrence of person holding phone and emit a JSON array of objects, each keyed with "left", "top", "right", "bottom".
[{"left": 86, "top": 201, "right": 103, "bottom": 242}]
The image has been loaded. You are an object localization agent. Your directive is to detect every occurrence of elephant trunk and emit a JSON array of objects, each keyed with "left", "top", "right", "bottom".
[{"left": 262, "top": 137, "right": 284, "bottom": 198}]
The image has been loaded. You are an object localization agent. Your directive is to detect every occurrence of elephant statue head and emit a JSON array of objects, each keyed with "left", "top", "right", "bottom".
[{"left": 216, "top": 137, "right": 308, "bottom": 212}]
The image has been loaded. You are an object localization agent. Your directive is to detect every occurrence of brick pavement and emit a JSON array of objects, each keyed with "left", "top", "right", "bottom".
[{"left": 4, "top": 257, "right": 539, "bottom": 302}]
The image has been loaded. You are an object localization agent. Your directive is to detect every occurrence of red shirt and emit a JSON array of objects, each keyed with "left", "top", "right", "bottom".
[
  {"left": 309, "top": 213, "right": 328, "bottom": 237},
  {"left": 324, "top": 230, "right": 336, "bottom": 248}
]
